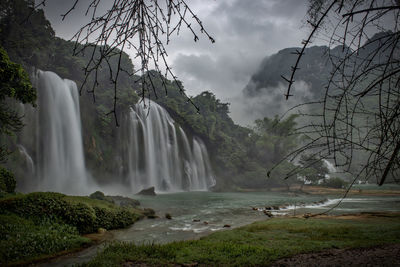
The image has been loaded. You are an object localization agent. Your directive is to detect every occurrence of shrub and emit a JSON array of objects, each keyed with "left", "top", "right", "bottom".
[
  {"left": 0, "top": 192, "right": 143, "bottom": 234},
  {"left": 0, "top": 214, "right": 90, "bottom": 264},
  {"left": 0, "top": 166, "right": 16, "bottom": 193},
  {"left": 323, "top": 177, "right": 348, "bottom": 189},
  {"left": 93, "top": 206, "right": 140, "bottom": 230}
]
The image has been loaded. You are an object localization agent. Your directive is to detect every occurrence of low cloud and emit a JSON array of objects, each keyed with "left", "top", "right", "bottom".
[{"left": 229, "top": 80, "right": 314, "bottom": 126}]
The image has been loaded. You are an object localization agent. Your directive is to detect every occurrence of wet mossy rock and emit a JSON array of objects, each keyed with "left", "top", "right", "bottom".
[
  {"left": 143, "top": 208, "right": 157, "bottom": 218},
  {"left": 89, "top": 191, "right": 114, "bottom": 203},
  {"left": 137, "top": 186, "right": 156, "bottom": 196},
  {"left": 110, "top": 195, "right": 140, "bottom": 208},
  {"left": 0, "top": 192, "right": 143, "bottom": 234},
  {"left": 89, "top": 191, "right": 140, "bottom": 207}
]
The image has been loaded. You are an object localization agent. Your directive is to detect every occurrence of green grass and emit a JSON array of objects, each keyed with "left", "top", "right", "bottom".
[
  {"left": 0, "top": 213, "right": 90, "bottom": 265},
  {"left": 86, "top": 214, "right": 400, "bottom": 266}
]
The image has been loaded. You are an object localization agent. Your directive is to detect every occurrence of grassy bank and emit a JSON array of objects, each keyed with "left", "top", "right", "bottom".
[
  {"left": 0, "top": 192, "right": 146, "bottom": 265},
  {"left": 85, "top": 212, "right": 400, "bottom": 266}
]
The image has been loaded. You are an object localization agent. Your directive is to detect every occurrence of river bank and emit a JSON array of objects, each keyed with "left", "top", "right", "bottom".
[{"left": 84, "top": 211, "right": 400, "bottom": 266}]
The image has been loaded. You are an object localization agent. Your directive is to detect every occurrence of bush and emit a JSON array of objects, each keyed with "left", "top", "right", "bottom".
[
  {"left": 0, "top": 166, "right": 16, "bottom": 193},
  {"left": 93, "top": 207, "right": 140, "bottom": 230},
  {"left": 0, "top": 192, "right": 142, "bottom": 234},
  {"left": 323, "top": 177, "right": 348, "bottom": 189}
]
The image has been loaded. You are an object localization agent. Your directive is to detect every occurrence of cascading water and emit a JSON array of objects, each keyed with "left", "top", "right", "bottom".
[
  {"left": 323, "top": 159, "right": 337, "bottom": 179},
  {"left": 124, "top": 100, "right": 215, "bottom": 192},
  {"left": 34, "top": 70, "right": 90, "bottom": 194}
]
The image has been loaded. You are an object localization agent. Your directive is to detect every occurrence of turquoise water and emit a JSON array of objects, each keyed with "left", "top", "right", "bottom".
[{"left": 112, "top": 191, "right": 400, "bottom": 244}]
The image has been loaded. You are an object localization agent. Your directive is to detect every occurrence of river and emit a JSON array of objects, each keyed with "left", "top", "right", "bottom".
[{"left": 40, "top": 190, "right": 400, "bottom": 266}]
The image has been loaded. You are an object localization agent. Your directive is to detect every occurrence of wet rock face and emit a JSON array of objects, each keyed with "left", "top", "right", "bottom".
[{"left": 136, "top": 186, "right": 156, "bottom": 196}]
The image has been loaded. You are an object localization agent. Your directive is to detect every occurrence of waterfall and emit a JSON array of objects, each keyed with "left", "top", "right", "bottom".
[
  {"left": 323, "top": 159, "right": 337, "bottom": 179},
  {"left": 34, "top": 70, "right": 90, "bottom": 194},
  {"left": 16, "top": 144, "right": 35, "bottom": 175},
  {"left": 125, "top": 100, "right": 215, "bottom": 192}
]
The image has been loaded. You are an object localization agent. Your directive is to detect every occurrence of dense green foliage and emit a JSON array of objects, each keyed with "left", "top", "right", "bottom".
[
  {"left": 0, "top": 191, "right": 144, "bottom": 264},
  {"left": 0, "top": 192, "right": 144, "bottom": 234},
  {"left": 322, "top": 177, "right": 348, "bottom": 189},
  {"left": 0, "top": 45, "right": 36, "bottom": 161},
  {"left": 85, "top": 214, "right": 400, "bottom": 266},
  {"left": 0, "top": 214, "right": 90, "bottom": 265},
  {"left": 0, "top": 166, "right": 16, "bottom": 194}
]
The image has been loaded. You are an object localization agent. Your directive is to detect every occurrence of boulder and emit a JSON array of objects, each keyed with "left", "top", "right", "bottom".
[
  {"left": 89, "top": 191, "right": 114, "bottom": 203},
  {"left": 136, "top": 186, "right": 156, "bottom": 196},
  {"left": 143, "top": 208, "right": 157, "bottom": 218},
  {"left": 263, "top": 210, "right": 273, "bottom": 217},
  {"left": 110, "top": 195, "right": 140, "bottom": 208}
]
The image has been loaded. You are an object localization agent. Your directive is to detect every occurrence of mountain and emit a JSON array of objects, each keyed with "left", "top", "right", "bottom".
[{"left": 243, "top": 31, "right": 395, "bottom": 100}]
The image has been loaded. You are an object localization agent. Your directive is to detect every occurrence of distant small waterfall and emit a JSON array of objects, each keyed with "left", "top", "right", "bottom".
[
  {"left": 17, "top": 144, "right": 35, "bottom": 175},
  {"left": 34, "top": 70, "right": 89, "bottom": 194},
  {"left": 323, "top": 159, "right": 337, "bottom": 173},
  {"left": 124, "top": 100, "right": 215, "bottom": 192}
]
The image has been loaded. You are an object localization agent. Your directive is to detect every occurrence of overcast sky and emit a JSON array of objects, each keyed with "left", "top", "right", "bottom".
[{"left": 40, "top": 0, "right": 313, "bottom": 125}]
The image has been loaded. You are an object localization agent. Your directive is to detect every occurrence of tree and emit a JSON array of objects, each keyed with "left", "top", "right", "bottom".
[
  {"left": 281, "top": 0, "right": 400, "bottom": 186},
  {"left": 0, "top": 45, "right": 36, "bottom": 162},
  {"left": 298, "top": 154, "right": 329, "bottom": 184}
]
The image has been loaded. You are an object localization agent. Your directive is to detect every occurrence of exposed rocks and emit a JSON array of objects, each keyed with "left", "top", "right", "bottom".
[
  {"left": 165, "top": 213, "right": 172, "bottom": 220},
  {"left": 136, "top": 186, "right": 156, "bottom": 196},
  {"left": 223, "top": 224, "right": 231, "bottom": 228},
  {"left": 89, "top": 191, "right": 114, "bottom": 203},
  {"left": 193, "top": 219, "right": 201, "bottom": 222},
  {"left": 263, "top": 210, "right": 273, "bottom": 217},
  {"left": 97, "top": 228, "right": 107, "bottom": 234},
  {"left": 203, "top": 221, "right": 209, "bottom": 225},
  {"left": 143, "top": 208, "right": 157, "bottom": 219},
  {"left": 110, "top": 195, "right": 140, "bottom": 208}
]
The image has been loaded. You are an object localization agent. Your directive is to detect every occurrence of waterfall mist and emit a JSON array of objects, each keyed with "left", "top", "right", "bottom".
[{"left": 123, "top": 100, "right": 215, "bottom": 193}]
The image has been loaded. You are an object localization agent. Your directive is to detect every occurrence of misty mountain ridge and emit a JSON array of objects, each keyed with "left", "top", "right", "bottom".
[{"left": 241, "top": 31, "right": 396, "bottom": 119}]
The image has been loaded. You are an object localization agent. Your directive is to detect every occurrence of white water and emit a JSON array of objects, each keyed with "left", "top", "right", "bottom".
[
  {"left": 323, "top": 159, "right": 337, "bottom": 174},
  {"left": 124, "top": 100, "right": 215, "bottom": 193},
  {"left": 34, "top": 70, "right": 90, "bottom": 194}
]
